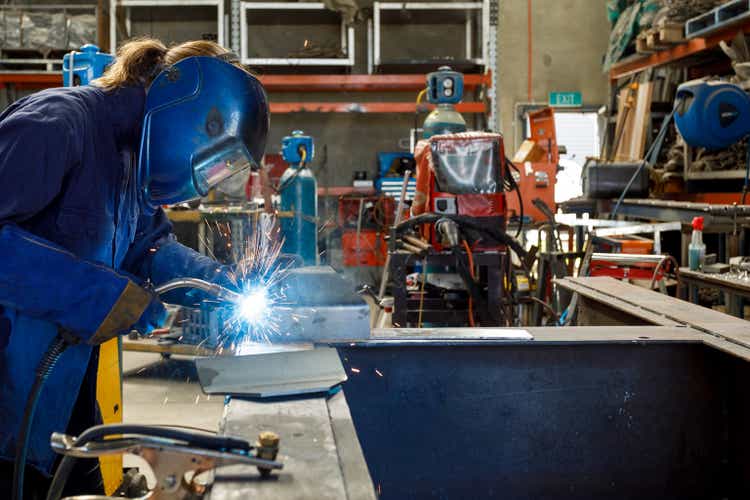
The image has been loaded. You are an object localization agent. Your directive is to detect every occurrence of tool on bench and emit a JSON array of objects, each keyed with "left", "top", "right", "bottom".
[{"left": 47, "top": 424, "right": 283, "bottom": 500}]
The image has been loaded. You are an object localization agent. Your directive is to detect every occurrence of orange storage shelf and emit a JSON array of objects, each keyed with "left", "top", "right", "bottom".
[
  {"left": 609, "top": 19, "right": 750, "bottom": 80},
  {"left": 270, "top": 102, "right": 486, "bottom": 114}
]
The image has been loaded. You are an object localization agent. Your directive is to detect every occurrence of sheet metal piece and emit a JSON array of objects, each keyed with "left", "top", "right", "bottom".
[
  {"left": 196, "top": 347, "right": 346, "bottom": 397},
  {"left": 277, "top": 266, "right": 371, "bottom": 342}
]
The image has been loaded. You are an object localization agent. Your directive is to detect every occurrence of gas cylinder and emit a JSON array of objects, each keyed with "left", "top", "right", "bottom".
[
  {"left": 279, "top": 131, "right": 318, "bottom": 265},
  {"left": 422, "top": 66, "right": 467, "bottom": 138},
  {"left": 423, "top": 104, "right": 467, "bottom": 138}
]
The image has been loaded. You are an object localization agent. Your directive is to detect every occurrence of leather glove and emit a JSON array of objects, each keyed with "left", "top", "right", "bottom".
[
  {"left": 87, "top": 282, "right": 167, "bottom": 344},
  {"left": 132, "top": 292, "right": 168, "bottom": 334}
]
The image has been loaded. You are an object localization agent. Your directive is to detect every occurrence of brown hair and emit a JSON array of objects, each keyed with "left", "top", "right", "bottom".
[{"left": 93, "top": 38, "right": 244, "bottom": 90}]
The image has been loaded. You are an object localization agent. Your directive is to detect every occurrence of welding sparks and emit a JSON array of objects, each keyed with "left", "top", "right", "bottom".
[
  {"left": 351, "top": 367, "right": 360, "bottom": 374},
  {"left": 237, "top": 287, "right": 270, "bottom": 323},
  {"left": 375, "top": 369, "right": 383, "bottom": 377},
  {"left": 208, "top": 215, "right": 294, "bottom": 354}
]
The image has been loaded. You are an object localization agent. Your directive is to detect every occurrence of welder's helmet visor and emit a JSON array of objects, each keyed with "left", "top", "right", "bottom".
[{"left": 138, "top": 56, "right": 269, "bottom": 209}]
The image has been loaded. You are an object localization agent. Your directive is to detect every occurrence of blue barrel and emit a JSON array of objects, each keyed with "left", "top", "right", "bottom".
[{"left": 279, "top": 131, "right": 318, "bottom": 265}]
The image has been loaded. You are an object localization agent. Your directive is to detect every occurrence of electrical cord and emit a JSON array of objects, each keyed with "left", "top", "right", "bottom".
[
  {"left": 504, "top": 158, "right": 524, "bottom": 237},
  {"left": 462, "top": 240, "right": 477, "bottom": 327},
  {"left": 610, "top": 107, "right": 676, "bottom": 220},
  {"left": 14, "top": 332, "right": 74, "bottom": 500},
  {"left": 532, "top": 197, "right": 563, "bottom": 252},
  {"left": 649, "top": 255, "right": 680, "bottom": 292},
  {"left": 451, "top": 242, "right": 495, "bottom": 324},
  {"left": 520, "top": 296, "right": 559, "bottom": 325},
  {"left": 395, "top": 213, "right": 530, "bottom": 268},
  {"left": 275, "top": 147, "right": 308, "bottom": 194},
  {"left": 413, "top": 88, "right": 427, "bottom": 149},
  {"left": 416, "top": 257, "right": 428, "bottom": 328}
]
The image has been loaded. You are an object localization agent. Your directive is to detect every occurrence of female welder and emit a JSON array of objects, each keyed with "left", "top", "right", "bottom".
[{"left": 0, "top": 38, "right": 269, "bottom": 498}]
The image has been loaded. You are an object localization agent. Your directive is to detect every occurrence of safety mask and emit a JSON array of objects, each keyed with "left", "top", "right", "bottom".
[{"left": 138, "top": 56, "right": 269, "bottom": 211}]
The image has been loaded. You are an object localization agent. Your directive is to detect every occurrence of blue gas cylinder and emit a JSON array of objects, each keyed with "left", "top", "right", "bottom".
[
  {"left": 675, "top": 80, "right": 750, "bottom": 150},
  {"left": 279, "top": 131, "right": 318, "bottom": 265},
  {"left": 62, "top": 44, "right": 114, "bottom": 87}
]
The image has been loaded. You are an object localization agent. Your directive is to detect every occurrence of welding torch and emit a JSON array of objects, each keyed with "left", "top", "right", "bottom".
[{"left": 153, "top": 277, "right": 241, "bottom": 302}]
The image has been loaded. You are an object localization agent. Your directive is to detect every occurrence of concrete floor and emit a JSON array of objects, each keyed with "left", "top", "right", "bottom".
[
  {"left": 121, "top": 351, "right": 225, "bottom": 481},
  {"left": 122, "top": 351, "right": 223, "bottom": 427}
]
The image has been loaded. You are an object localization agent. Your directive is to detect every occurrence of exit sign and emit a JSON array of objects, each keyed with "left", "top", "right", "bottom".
[{"left": 549, "top": 91, "right": 582, "bottom": 107}]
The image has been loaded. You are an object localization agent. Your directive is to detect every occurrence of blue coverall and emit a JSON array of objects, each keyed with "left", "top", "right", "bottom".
[{"left": 0, "top": 84, "right": 230, "bottom": 475}]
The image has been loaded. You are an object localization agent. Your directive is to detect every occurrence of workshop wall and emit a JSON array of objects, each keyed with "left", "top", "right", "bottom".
[{"left": 498, "top": 0, "right": 610, "bottom": 151}]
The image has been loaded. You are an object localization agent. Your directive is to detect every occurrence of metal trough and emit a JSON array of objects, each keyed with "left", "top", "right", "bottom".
[{"left": 333, "top": 328, "right": 750, "bottom": 499}]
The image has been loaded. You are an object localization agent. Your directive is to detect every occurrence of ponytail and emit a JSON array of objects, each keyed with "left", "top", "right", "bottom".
[
  {"left": 93, "top": 38, "right": 246, "bottom": 91},
  {"left": 93, "top": 38, "right": 167, "bottom": 90}
]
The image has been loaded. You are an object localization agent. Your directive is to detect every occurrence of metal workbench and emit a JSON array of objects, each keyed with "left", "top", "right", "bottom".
[
  {"left": 211, "top": 391, "right": 376, "bottom": 500},
  {"left": 678, "top": 267, "right": 750, "bottom": 318},
  {"left": 205, "top": 308, "right": 750, "bottom": 499}
]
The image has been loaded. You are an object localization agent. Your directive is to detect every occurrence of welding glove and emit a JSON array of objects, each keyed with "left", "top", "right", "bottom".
[{"left": 0, "top": 224, "right": 167, "bottom": 345}]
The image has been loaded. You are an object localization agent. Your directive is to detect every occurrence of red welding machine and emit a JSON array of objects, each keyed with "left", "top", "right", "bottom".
[{"left": 412, "top": 132, "right": 507, "bottom": 248}]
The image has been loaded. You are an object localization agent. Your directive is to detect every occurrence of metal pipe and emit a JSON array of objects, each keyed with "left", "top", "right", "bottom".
[
  {"left": 403, "top": 234, "right": 431, "bottom": 250},
  {"left": 154, "top": 278, "right": 240, "bottom": 302},
  {"left": 377, "top": 169, "right": 412, "bottom": 301},
  {"left": 591, "top": 253, "right": 667, "bottom": 264}
]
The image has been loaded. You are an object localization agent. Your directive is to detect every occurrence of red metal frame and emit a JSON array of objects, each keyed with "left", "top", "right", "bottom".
[
  {"left": 0, "top": 72, "right": 62, "bottom": 89},
  {"left": 269, "top": 102, "right": 486, "bottom": 114},
  {"left": 0, "top": 72, "right": 490, "bottom": 114},
  {"left": 609, "top": 19, "right": 750, "bottom": 81},
  {"left": 258, "top": 72, "right": 491, "bottom": 92}
]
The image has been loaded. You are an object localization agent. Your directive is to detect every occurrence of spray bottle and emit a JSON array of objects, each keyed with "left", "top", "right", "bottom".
[{"left": 688, "top": 216, "right": 706, "bottom": 271}]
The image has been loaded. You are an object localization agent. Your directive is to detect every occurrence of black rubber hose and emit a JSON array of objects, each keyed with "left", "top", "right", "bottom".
[
  {"left": 395, "top": 213, "right": 529, "bottom": 264},
  {"left": 13, "top": 335, "right": 69, "bottom": 500},
  {"left": 610, "top": 108, "right": 676, "bottom": 220},
  {"left": 47, "top": 424, "right": 253, "bottom": 500}
]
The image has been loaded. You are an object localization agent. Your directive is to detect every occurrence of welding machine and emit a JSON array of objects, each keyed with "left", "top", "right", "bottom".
[
  {"left": 675, "top": 80, "right": 750, "bottom": 150},
  {"left": 413, "top": 132, "right": 507, "bottom": 248}
]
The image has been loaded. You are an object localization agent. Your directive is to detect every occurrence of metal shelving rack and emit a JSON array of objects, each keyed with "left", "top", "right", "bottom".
[
  {"left": 109, "top": 0, "right": 225, "bottom": 54},
  {"left": 239, "top": 2, "right": 354, "bottom": 67},
  {"left": 0, "top": 4, "right": 99, "bottom": 73},
  {"left": 608, "top": 17, "right": 750, "bottom": 184},
  {"left": 371, "top": 1, "right": 489, "bottom": 69},
  {"left": 1, "top": 3, "right": 497, "bottom": 123},
  {"left": 609, "top": 17, "right": 750, "bottom": 81}
]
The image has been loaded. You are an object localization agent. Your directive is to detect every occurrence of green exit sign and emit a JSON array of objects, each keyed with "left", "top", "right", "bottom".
[{"left": 549, "top": 91, "right": 582, "bottom": 107}]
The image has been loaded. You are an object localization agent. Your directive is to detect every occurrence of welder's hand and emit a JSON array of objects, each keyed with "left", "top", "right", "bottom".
[
  {"left": 87, "top": 283, "right": 167, "bottom": 344},
  {"left": 132, "top": 293, "right": 168, "bottom": 335}
]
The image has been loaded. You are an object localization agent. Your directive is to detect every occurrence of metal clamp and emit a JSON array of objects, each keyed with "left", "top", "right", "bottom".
[{"left": 51, "top": 427, "right": 282, "bottom": 499}]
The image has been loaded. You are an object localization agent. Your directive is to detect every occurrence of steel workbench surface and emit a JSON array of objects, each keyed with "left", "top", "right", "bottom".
[{"left": 208, "top": 315, "right": 750, "bottom": 499}]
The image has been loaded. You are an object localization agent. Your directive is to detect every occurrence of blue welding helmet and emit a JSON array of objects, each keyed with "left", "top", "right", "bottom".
[{"left": 138, "top": 56, "right": 269, "bottom": 210}]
